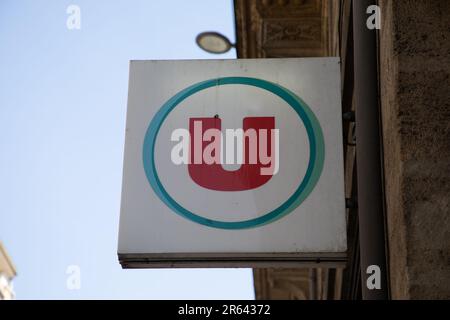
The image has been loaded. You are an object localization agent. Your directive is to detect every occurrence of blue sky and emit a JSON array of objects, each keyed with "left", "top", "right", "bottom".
[{"left": 0, "top": 0, "right": 255, "bottom": 299}]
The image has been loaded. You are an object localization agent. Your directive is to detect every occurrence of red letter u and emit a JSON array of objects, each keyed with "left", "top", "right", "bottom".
[{"left": 188, "top": 117, "right": 275, "bottom": 191}]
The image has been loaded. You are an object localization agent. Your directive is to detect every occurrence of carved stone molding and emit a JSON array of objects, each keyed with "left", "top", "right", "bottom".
[
  {"left": 234, "top": 0, "right": 339, "bottom": 58},
  {"left": 253, "top": 268, "right": 310, "bottom": 300}
]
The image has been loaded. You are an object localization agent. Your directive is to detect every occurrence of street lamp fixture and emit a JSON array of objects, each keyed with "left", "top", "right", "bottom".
[{"left": 196, "top": 32, "right": 234, "bottom": 54}]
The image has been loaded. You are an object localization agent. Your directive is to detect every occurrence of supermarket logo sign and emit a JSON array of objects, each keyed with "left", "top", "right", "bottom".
[{"left": 142, "top": 77, "right": 325, "bottom": 229}]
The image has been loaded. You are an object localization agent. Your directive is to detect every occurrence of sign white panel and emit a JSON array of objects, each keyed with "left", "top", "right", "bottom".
[{"left": 118, "top": 58, "right": 346, "bottom": 268}]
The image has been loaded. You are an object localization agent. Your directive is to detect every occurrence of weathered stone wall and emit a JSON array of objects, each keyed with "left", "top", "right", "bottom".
[
  {"left": 235, "top": 0, "right": 450, "bottom": 299},
  {"left": 379, "top": 0, "right": 450, "bottom": 299}
]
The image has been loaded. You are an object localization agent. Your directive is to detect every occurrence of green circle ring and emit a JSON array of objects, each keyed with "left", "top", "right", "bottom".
[{"left": 143, "top": 77, "right": 325, "bottom": 230}]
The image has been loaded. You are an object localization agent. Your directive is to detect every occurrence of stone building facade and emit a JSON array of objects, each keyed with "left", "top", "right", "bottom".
[
  {"left": 0, "top": 242, "right": 16, "bottom": 300},
  {"left": 234, "top": 0, "right": 450, "bottom": 299}
]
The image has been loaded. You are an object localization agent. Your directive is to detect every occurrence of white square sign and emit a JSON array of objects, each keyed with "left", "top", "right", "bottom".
[{"left": 118, "top": 58, "right": 346, "bottom": 268}]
